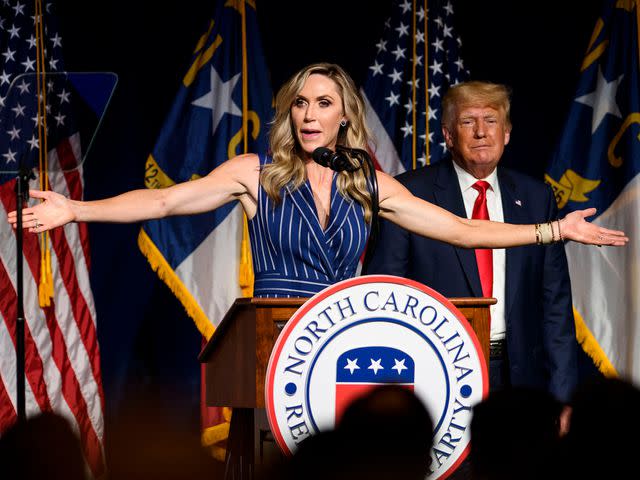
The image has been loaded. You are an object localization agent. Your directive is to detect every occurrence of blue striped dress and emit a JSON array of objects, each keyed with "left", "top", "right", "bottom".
[{"left": 248, "top": 156, "right": 369, "bottom": 297}]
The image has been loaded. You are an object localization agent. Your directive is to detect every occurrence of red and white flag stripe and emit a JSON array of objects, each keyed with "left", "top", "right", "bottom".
[{"left": 0, "top": 133, "right": 105, "bottom": 477}]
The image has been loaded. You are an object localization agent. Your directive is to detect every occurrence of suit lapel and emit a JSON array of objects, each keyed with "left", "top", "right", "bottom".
[
  {"left": 434, "top": 160, "right": 483, "bottom": 297},
  {"left": 498, "top": 169, "right": 525, "bottom": 319}
]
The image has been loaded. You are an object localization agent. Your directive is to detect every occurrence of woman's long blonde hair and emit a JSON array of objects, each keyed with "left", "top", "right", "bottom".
[{"left": 261, "top": 63, "right": 374, "bottom": 222}]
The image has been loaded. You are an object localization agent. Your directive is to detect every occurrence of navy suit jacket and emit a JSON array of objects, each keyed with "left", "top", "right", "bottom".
[{"left": 364, "top": 159, "right": 577, "bottom": 402}]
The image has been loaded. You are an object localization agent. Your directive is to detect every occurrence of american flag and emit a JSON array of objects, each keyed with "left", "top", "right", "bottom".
[
  {"left": 361, "top": 0, "right": 469, "bottom": 175},
  {"left": 0, "top": 1, "right": 105, "bottom": 476}
]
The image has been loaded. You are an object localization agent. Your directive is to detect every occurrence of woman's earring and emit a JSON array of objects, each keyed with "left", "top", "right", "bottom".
[{"left": 340, "top": 119, "right": 347, "bottom": 127}]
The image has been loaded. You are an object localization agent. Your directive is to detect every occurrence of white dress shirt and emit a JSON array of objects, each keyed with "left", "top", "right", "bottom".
[{"left": 452, "top": 161, "right": 506, "bottom": 341}]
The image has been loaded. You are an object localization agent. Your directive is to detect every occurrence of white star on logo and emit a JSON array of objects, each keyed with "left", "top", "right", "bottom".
[
  {"left": 392, "top": 358, "right": 408, "bottom": 374},
  {"left": 192, "top": 66, "right": 242, "bottom": 137},
  {"left": 575, "top": 68, "right": 624, "bottom": 134},
  {"left": 344, "top": 358, "right": 360, "bottom": 374},
  {"left": 368, "top": 358, "right": 384, "bottom": 375}
]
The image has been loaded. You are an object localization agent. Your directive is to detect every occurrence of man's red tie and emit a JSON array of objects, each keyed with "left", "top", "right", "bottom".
[{"left": 471, "top": 181, "right": 493, "bottom": 299}]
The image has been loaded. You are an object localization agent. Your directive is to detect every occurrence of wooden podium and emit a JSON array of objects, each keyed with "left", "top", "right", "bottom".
[{"left": 199, "top": 295, "right": 494, "bottom": 478}]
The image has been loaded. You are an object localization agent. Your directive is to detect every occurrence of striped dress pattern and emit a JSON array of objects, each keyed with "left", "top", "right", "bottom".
[{"left": 248, "top": 156, "right": 369, "bottom": 297}]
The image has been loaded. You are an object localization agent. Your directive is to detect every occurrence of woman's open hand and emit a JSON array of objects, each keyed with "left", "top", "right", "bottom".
[
  {"left": 560, "top": 208, "right": 628, "bottom": 246},
  {"left": 7, "top": 189, "right": 75, "bottom": 233}
]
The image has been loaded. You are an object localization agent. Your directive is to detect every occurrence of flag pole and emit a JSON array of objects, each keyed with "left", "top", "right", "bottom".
[
  {"left": 13, "top": 168, "right": 33, "bottom": 423},
  {"left": 636, "top": 0, "right": 640, "bottom": 69},
  {"left": 239, "top": 0, "right": 254, "bottom": 297},
  {"left": 411, "top": 0, "right": 417, "bottom": 169},
  {"left": 424, "top": 0, "right": 430, "bottom": 165}
]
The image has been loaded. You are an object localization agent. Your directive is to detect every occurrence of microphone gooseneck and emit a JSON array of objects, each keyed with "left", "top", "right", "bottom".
[{"left": 311, "top": 146, "right": 380, "bottom": 262}]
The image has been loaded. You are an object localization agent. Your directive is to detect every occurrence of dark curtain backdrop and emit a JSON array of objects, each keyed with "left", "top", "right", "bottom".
[{"left": 54, "top": 0, "right": 602, "bottom": 434}]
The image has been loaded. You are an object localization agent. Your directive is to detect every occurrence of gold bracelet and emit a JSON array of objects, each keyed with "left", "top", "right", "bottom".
[
  {"left": 557, "top": 219, "right": 563, "bottom": 242},
  {"left": 550, "top": 220, "right": 556, "bottom": 242},
  {"left": 538, "top": 222, "right": 554, "bottom": 245},
  {"left": 534, "top": 224, "right": 542, "bottom": 245}
]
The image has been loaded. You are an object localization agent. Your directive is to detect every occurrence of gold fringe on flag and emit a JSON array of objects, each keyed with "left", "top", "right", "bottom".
[
  {"left": 239, "top": 215, "right": 254, "bottom": 297},
  {"left": 238, "top": 0, "right": 255, "bottom": 299},
  {"left": 573, "top": 307, "right": 617, "bottom": 377},
  {"left": 137, "top": 229, "right": 216, "bottom": 340}
]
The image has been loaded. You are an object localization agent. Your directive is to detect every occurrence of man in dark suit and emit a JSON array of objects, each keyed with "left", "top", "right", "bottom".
[{"left": 365, "top": 81, "right": 577, "bottom": 402}]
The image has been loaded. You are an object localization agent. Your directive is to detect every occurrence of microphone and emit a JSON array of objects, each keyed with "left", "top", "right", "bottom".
[
  {"left": 312, "top": 147, "right": 361, "bottom": 172},
  {"left": 311, "top": 146, "right": 380, "bottom": 262}
]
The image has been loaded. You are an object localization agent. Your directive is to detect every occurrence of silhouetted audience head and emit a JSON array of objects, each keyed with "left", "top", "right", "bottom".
[
  {"left": 107, "top": 389, "right": 222, "bottom": 480},
  {"left": 469, "top": 387, "right": 563, "bottom": 480},
  {"left": 279, "top": 385, "right": 434, "bottom": 480},
  {"left": 0, "top": 412, "right": 86, "bottom": 480},
  {"left": 560, "top": 376, "right": 640, "bottom": 479}
]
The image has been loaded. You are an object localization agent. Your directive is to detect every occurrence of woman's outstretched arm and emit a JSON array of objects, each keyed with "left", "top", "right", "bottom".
[
  {"left": 8, "top": 154, "right": 260, "bottom": 233},
  {"left": 376, "top": 171, "right": 628, "bottom": 248}
]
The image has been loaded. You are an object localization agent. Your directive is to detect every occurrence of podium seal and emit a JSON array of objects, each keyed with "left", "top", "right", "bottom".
[{"left": 265, "top": 275, "right": 488, "bottom": 478}]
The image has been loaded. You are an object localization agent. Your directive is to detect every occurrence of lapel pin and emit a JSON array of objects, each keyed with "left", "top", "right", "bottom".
[{"left": 515, "top": 199, "right": 522, "bottom": 206}]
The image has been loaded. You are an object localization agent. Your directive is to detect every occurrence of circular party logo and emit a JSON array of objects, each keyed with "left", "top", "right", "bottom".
[{"left": 265, "top": 275, "right": 488, "bottom": 479}]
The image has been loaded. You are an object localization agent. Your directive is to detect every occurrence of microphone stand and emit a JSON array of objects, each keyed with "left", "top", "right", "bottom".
[
  {"left": 14, "top": 167, "right": 34, "bottom": 423},
  {"left": 335, "top": 146, "right": 380, "bottom": 263}
]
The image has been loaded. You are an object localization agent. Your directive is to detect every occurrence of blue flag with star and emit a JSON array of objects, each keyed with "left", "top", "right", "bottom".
[
  {"left": 138, "top": 0, "right": 272, "bottom": 340},
  {"left": 545, "top": 0, "right": 640, "bottom": 381},
  {"left": 361, "top": 0, "right": 468, "bottom": 175}
]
